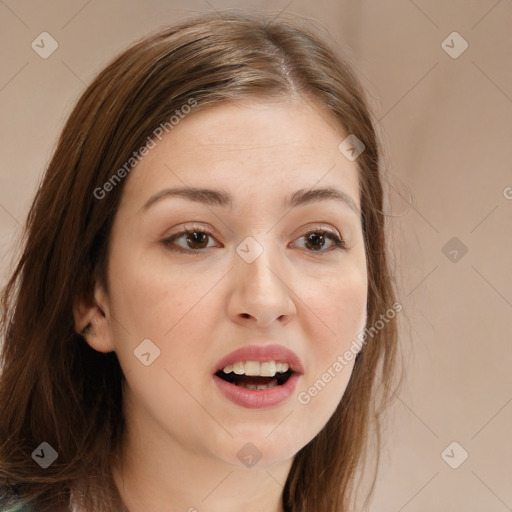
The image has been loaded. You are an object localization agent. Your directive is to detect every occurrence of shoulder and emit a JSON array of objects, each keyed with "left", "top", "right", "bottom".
[
  {"left": 0, "top": 496, "right": 37, "bottom": 512},
  {"left": 0, "top": 502, "right": 35, "bottom": 512}
]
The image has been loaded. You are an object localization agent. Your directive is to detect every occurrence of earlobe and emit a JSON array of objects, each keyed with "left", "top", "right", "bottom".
[{"left": 72, "top": 282, "right": 115, "bottom": 354}]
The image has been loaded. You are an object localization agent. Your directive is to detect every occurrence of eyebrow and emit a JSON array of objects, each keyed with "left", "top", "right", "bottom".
[{"left": 141, "top": 186, "right": 360, "bottom": 215}]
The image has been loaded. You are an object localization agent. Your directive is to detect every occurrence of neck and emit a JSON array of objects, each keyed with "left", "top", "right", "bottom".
[{"left": 111, "top": 395, "right": 292, "bottom": 512}]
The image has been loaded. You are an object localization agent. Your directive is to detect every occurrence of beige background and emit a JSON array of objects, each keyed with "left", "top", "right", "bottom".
[{"left": 1, "top": 1, "right": 511, "bottom": 510}]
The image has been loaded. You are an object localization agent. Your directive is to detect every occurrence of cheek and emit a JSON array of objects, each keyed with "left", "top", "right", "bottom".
[
  {"left": 302, "top": 263, "right": 368, "bottom": 348},
  {"left": 109, "top": 261, "right": 214, "bottom": 411},
  {"left": 108, "top": 250, "right": 204, "bottom": 338},
  {"left": 294, "top": 264, "right": 367, "bottom": 412},
  {"left": 107, "top": 252, "right": 225, "bottom": 392}
]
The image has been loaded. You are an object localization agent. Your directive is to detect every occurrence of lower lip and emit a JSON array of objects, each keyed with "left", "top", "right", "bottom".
[{"left": 213, "top": 373, "right": 301, "bottom": 409}]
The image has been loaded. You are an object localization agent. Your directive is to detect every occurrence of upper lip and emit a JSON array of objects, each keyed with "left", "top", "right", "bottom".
[{"left": 213, "top": 344, "right": 304, "bottom": 374}]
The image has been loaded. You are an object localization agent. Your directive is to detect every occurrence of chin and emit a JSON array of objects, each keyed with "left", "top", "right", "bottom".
[{"left": 216, "top": 433, "right": 302, "bottom": 470}]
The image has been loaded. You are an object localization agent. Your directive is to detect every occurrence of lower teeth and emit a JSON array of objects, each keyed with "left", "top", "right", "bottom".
[{"left": 236, "top": 378, "right": 279, "bottom": 390}]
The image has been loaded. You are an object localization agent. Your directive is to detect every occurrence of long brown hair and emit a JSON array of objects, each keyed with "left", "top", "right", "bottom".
[{"left": 0, "top": 11, "right": 402, "bottom": 512}]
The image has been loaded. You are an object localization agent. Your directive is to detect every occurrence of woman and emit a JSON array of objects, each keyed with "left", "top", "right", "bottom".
[{"left": 0, "top": 11, "right": 401, "bottom": 512}]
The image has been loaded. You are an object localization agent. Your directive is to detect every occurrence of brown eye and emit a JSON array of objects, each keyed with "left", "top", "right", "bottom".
[
  {"left": 162, "top": 226, "right": 345, "bottom": 255},
  {"left": 293, "top": 229, "right": 345, "bottom": 253},
  {"left": 181, "top": 231, "right": 210, "bottom": 250},
  {"left": 162, "top": 225, "right": 219, "bottom": 255}
]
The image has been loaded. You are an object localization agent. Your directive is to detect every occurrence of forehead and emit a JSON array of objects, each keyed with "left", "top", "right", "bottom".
[
  {"left": 164, "top": 97, "right": 348, "bottom": 154},
  {"left": 119, "top": 97, "right": 361, "bottom": 213}
]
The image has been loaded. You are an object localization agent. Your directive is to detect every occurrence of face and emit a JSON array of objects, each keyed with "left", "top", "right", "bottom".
[{"left": 84, "top": 97, "right": 368, "bottom": 469}]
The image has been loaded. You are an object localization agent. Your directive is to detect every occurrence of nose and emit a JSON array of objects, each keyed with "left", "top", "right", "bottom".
[{"left": 228, "top": 240, "right": 296, "bottom": 328}]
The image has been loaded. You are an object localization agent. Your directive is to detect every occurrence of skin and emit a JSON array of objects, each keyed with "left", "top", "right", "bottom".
[{"left": 74, "top": 96, "right": 368, "bottom": 512}]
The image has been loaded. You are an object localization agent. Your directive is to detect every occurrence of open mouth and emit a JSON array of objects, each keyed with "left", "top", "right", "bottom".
[{"left": 214, "top": 369, "right": 294, "bottom": 390}]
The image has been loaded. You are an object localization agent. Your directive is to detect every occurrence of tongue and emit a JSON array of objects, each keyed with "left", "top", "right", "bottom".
[{"left": 231, "top": 375, "right": 276, "bottom": 386}]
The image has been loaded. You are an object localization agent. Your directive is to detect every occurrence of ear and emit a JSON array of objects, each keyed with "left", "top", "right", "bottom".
[{"left": 73, "top": 280, "right": 115, "bottom": 353}]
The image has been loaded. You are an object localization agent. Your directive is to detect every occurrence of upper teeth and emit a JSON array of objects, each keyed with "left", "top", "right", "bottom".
[{"left": 223, "top": 361, "right": 290, "bottom": 377}]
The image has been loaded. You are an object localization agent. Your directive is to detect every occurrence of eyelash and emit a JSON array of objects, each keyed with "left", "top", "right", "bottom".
[{"left": 161, "top": 223, "right": 346, "bottom": 256}]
